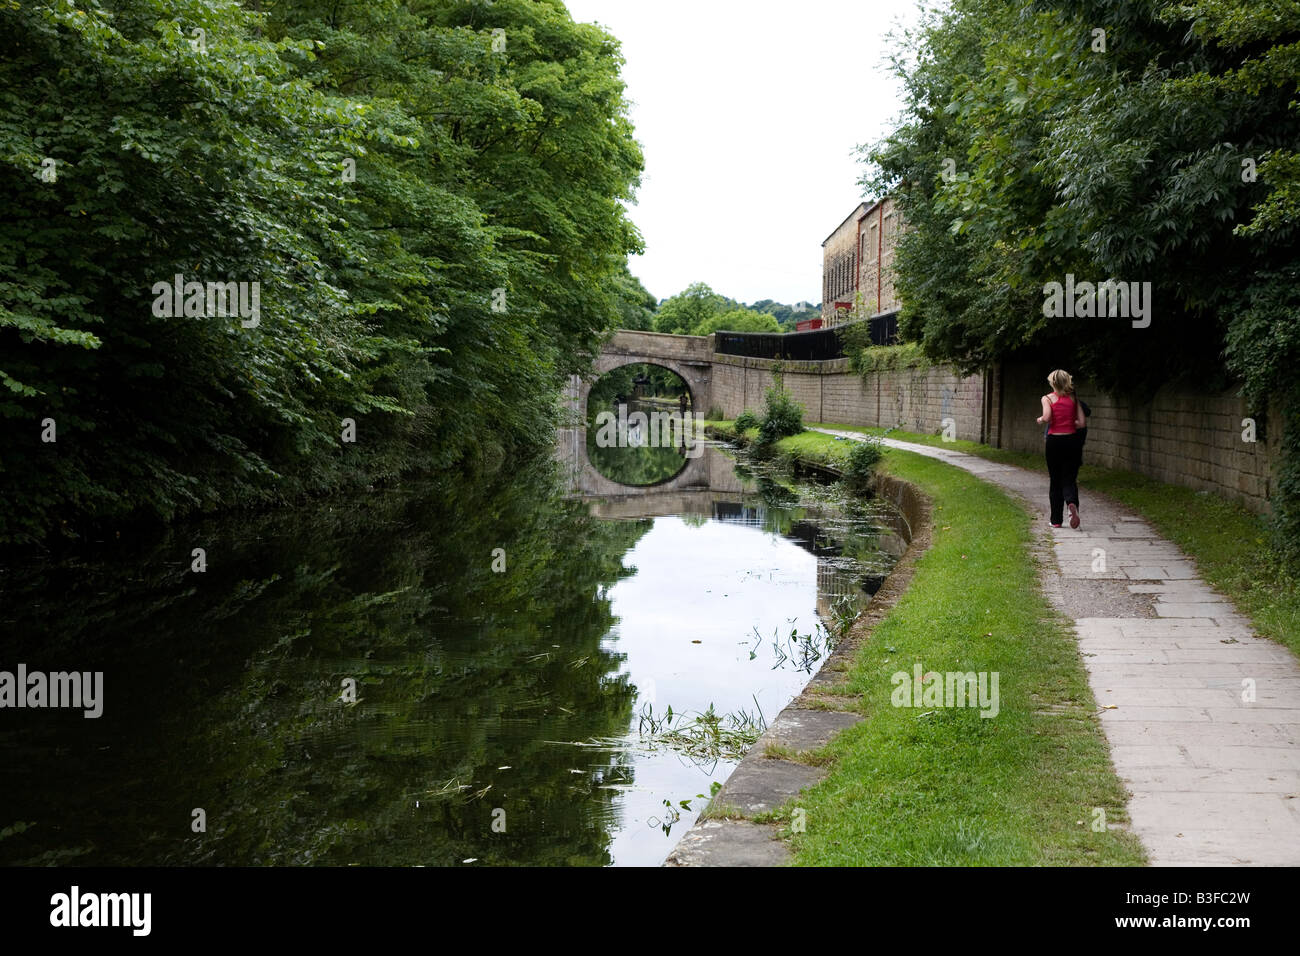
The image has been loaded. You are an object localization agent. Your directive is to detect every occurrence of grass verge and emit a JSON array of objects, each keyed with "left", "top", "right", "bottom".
[
  {"left": 812, "top": 422, "right": 1300, "bottom": 658},
  {"left": 709, "top": 423, "right": 1147, "bottom": 865},
  {"left": 705, "top": 420, "right": 858, "bottom": 471}
]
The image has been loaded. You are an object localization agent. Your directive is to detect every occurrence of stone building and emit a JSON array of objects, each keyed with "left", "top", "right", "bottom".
[{"left": 821, "top": 196, "right": 903, "bottom": 326}]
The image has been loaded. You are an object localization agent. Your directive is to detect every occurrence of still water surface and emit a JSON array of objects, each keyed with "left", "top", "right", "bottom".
[{"left": 0, "top": 439, "right": 903, "bottom": 866}]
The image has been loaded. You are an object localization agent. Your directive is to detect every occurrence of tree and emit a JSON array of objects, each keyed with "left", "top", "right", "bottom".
[
  {"left": 693, "top": 308, "right": 780, "bottom": 336},
  {"left": 749, "top": 299, "right": 820, "bottom": 329},
  {"left": 865, "top": 0, "right": 1300, "bottom": 555},
  {"left": 653, "top": 282, "right": 724, "bottom": 334},
  {"left": 610, "top": 265, "right": 657, "bottom": 331},
  {"left": 0, "top": 0, "right": 644, "bottom": 543}
]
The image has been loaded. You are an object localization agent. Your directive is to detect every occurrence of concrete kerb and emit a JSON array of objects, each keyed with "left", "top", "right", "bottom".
[{"left": 663, "top": 455, "right": 934, "bottom": 866}]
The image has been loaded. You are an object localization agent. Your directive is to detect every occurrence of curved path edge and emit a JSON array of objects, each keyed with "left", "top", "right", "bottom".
[
  {"left": 814, "top": 429, "right": 1300, "bottom": 866},
  {"left": 663, "top": 471, "right": 935, "bottom": 866}
]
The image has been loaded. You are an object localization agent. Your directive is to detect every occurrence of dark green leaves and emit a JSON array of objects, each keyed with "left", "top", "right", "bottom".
[{"left": 0, "top": 0, "right": 643, "bottom": 543}]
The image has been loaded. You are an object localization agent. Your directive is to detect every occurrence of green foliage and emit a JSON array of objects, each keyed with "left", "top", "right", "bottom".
[
  {"left": 867, "top": 0, "right": 1300, "bottom": 554},
  {"left": 843, "top": 438, "right": 884, "bottom": 491},
  {"left": 653, "top": 282, "right": 812, "bottom": 335},
  {"left": 692, "top": 307, "right": 780, "bottom": 336},
  {"left": 653, "top": 281, "right": 724, "bottom": 334},
  {"left": 733, "top": 410, "right": 761, "bottom": 432},
  {"left": 756, "top": 372, "right": 805, "bottom": 449},
  {"left": 749, "top": 299, "right": 822, "bottom": 330},
  {"left": 610, "top": 265, "right": 657, "bottom": 331},
  {"left": 0, "top": 0, "right": 643, "bottom": 543},
  {"left": 847, "top": 341, "right": 931, "bottom": 377}
]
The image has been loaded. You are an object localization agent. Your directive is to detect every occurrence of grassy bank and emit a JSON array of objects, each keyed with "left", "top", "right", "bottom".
[
  {"left": 708, "top": 423, "right": 1147, "bottom": 865},
  {"left": 813, "top": 422, "right": 1300, "bottom": 658},
  {"left": 705, "top": 420, "right": 859, "bottom": 472}
]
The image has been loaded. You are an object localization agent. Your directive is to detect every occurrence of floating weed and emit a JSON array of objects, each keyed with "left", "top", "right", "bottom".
[
  {"left": 633, "top": 700, "right": 767, "bottom": 761},
  {"left": 761, "top": 621, "right": 835, "bottom": 674},
  {"left": 560, "top": 699, "right": 767, "bottom": 764}
]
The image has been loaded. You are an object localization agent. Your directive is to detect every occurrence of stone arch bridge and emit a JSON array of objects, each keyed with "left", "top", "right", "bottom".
[
  {"left": 566, "top": 330, "right": 714, "bottom": 423},
  {"left": 561, "top": 331, "right": 716, "bottom": 497}
]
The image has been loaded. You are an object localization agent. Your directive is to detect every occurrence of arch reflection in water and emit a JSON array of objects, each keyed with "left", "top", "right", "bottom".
[{"left": 584, "top": 362, "right": 697, "bottom": 487}]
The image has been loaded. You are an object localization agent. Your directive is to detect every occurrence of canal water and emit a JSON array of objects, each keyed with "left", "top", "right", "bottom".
[{"left": 0, "top": 436, "right": 905, "bottom": 867}]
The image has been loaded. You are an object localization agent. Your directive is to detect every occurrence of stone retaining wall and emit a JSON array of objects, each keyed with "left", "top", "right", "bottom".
[
  {"left": 998, "top": 361, "right": 1280, "bottom": 512},
  {"left": 708, "top": 352, "right": 1278, "bottom": 514},
  {"left": 594, "top": 333, "right": 1282, "bottom": 516},
  {"left": 710, "top": 354, "right": 988, "bottom": 443}
]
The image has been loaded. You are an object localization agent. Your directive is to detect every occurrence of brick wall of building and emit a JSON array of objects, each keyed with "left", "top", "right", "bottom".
[
  {"left": 823, "top": 196, "right": 904, "bottom": 326},
  {"left": 858, "top": 198, "right": 902, "bottom": 318},
  {"left": 821, "top": 203, "right": 866, "bottom": 326}
]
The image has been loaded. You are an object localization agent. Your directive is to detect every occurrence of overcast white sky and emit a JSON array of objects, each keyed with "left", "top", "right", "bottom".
[{"left": 563, "top": 0, "right": 924, "bottom": 306}]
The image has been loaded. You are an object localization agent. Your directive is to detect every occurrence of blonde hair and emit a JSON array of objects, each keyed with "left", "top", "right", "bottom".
[{"left": 1047, "top": 369, "right": 1075, "bottom": 394}]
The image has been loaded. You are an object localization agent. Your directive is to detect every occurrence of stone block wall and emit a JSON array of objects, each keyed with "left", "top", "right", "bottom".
[
  {"left": 709, "top": 350, "right": 1279, "bottom": 514},
  {"left": 595, "top": 331, "right": 1282, "bottom": 517},
  {"left": 710, "top": 353, "right": 987, "bottom": 442},
  {"left": 998, "top": 361, "right": 1280, "bottom": 513},
  {"left": 604, "top": 329, "right": 714, "bottom": 363}
]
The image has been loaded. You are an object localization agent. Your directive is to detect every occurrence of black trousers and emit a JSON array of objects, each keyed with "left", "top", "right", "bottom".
[{"left": 1045, "top": 433, "right": 1080, "bottom": 525}]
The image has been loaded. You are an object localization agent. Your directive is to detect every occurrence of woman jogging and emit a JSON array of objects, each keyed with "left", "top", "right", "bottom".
[{"left": 1036, "top": 369, "right": 1086, "bottom": 529}]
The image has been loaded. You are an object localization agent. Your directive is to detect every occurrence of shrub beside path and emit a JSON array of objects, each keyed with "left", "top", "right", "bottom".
[{"left": 816, "top": 428, "right": 1300, "bottom": 866}]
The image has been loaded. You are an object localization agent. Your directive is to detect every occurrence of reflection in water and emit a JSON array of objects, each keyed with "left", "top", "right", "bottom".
[
  {"left": 585, "top": 362, "right": 695, "bottom": 488},
  {"left": 0, "top": 438, "right": 905, "bottom": 867},
  {"left": 584, "top": 399, "right": 695, "bottom": 487},
  {"left": 0, "top": 461, "right": 644, "bottom": 867}
]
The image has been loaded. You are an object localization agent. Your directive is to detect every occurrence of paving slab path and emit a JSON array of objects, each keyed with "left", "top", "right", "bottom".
[{"left": 816, "top": 428, "right": 1300, "bottom": 866}]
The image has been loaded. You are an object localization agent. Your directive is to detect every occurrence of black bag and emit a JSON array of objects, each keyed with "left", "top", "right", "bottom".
[{"left": 1043, "top": 395, "right": 1091, "bottom": 438}]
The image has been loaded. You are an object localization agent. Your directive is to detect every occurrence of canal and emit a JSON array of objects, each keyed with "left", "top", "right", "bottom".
[{"left": 0, "top": 434, "right": 905, "bottom": 866}]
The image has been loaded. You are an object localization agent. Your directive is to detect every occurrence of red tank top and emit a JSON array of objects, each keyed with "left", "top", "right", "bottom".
[{"left": 1048, "top": 394, "right": 1076, "bottom": 434}]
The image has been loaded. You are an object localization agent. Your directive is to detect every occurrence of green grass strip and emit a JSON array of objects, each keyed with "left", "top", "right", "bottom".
[
  {"left": 711, "top": 423, "right": 1147, "bottom": 865},
  {"left": 813, "top": 422, "right": 1300, "bottom": 658}
]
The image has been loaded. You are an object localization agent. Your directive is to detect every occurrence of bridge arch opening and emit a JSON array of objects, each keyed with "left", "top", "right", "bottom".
[{"left": 583, "top": 361, "right": 693, "bottom": 420}]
